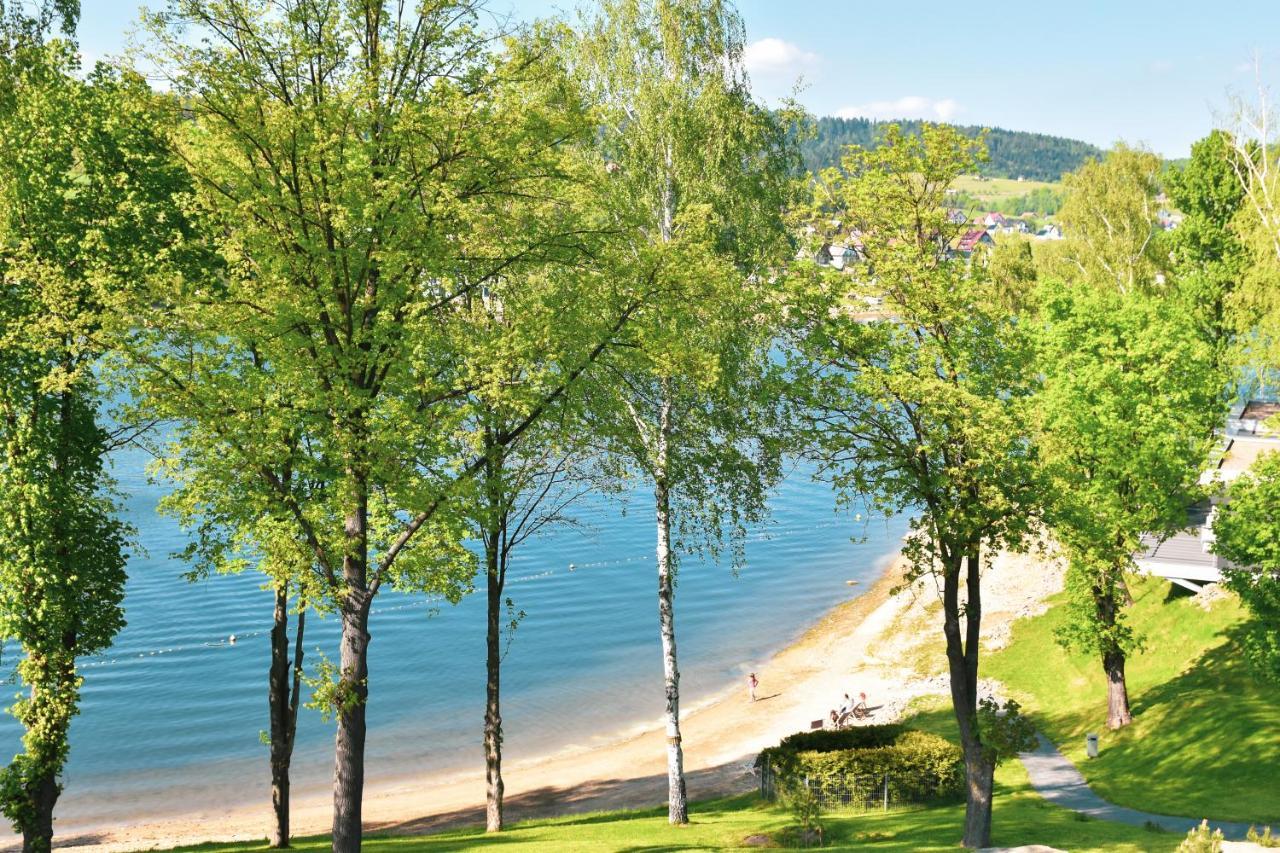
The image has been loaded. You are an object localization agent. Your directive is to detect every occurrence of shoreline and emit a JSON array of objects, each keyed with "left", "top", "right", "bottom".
[
  {"left": 8, "top": 543, "right": 1067, "bottom": 852},
  {"left": 19, "top": 548, "right": 913, "bottom": 852}
]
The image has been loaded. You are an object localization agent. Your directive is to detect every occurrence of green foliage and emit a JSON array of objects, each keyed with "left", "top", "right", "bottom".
[
  {"left": 775, "top": 725, "right": 905, "bottom": 753},
  {"left": 1034, "top": 264, "right": 1223, "bottom": 690},
  {"left": 761, "top": 728, "right": 965, "bottom": 804},
  {"left": 1052, "top": 145, "right": 1166, "bottom": 292},
  {"left": 949, "top": 185, "right": 1065, "bottom": 217},
  {"left": 1248, "top": 825, "right": 1280, "bottom": 848},
  {"left": 975, "top": 698, "right": 1038, "bottom": 766},
  {"left": 777, "top": 776, "right": 824, "bottom": 847},
  {"left": 0, "top": 28, "right": 182, "bottom": 846},
  {"left": 799, "top": 116, "right": 1101, "bottom": 181},
  {"left": 1176, "top": 819, "right": 1224, "bottom": 852},
  {"left": 573, "top": 0, "right": 798, "bottom": 569},
  {"left": 1211, "top": 451, "right": 1280, "bottom": 682},
  {"left": 1165, "top": 131, "right": 1248, "bottom": 360}
]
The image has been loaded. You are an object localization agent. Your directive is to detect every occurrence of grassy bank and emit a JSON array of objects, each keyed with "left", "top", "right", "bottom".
[
  {"left": 986, "top": 576, "right": 1280, "bottom": 824},
  {"left": 167, "top": 774, "right": 1179, "bottom": 853}
]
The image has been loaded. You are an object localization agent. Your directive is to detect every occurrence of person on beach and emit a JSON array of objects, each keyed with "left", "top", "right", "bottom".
[{"left": 747, "top": 672, "right": 758, "bottom": 702}]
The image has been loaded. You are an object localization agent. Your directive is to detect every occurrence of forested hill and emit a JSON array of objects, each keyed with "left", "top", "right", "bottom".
[{"left": 801, "top": 116, "right": 1103, "bottom": 181}]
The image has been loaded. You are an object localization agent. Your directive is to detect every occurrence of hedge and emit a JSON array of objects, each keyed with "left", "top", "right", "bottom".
[{"left": 760, "top": 725, "right": 964, "bottom": 804}]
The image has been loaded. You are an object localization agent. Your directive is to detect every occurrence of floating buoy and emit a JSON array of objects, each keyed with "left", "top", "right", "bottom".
[
  {"left": 228, "top": 634, "right": 237, "bottom": 645},
  {"left": 845, "top": 580, "right": 860, "bottom": 586},
  {"left": 568, "top": 563, "right": 576, "bottom": 572}
]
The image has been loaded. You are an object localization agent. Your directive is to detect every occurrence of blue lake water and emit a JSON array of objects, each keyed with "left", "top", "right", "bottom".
[{"left": 0, "top": 444, "right": 907, "bottom": 833}]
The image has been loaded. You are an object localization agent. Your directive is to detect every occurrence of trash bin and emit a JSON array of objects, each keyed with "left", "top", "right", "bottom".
[{"left": 1086, "top": 733, "right": 1099, "bottom": 759}]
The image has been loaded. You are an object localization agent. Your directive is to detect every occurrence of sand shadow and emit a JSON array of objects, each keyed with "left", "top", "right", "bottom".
[
  {"left": 752, "top": 693, "right": 782, "bottom": 703},
  {"left": 369, "top": 760, "right": 759, "bottom": 840}
]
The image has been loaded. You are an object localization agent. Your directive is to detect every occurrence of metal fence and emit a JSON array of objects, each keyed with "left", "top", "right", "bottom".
[{"left": 758, "top": 759, "right": 913, "bottom": 812}]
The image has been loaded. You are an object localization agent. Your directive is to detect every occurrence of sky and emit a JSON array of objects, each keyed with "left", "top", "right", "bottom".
[{"left": 76, "top": 0, "right": 1280, "bottom": 158}]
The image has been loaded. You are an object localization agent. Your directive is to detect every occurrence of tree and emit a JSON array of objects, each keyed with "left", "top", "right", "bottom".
[
  {"left": 1165, "top": 131, "right": 1248, "bottom": 363},
  {"left": 1035, "top": 281, "right": 1223, "bottom": 729},
  {"left": 148, "top": 401, "right": 326, "bottom": 848},
  {"left": 785, "top": 124, "right": 1038, "bottom": 849},
  {"left": 1210, "top": 451, "right": 1280, "bottom": 683},
  {"left": 0, "top": 16, "right": 185, "bottom": 849},
  {"left": 1052, "top": 145, "right": 1165, "bottom": 292},
  {"left": 134, "top": 4, "right": 637, "bottom": 849},
  {"left": 570, "top": 0, "right": 796, "bottom": 825},
  {"left": 469, "top": 416, "right": 597, "bottom": 832}
]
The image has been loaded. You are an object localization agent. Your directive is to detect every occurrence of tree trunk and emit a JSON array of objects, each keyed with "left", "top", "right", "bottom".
[
  {"left": 332, "top": 600, "right": 370, "bottom": 853},
  {"left": 332, "top": 491, "right": 370, "bottom": 853},
  {"left": 942, "top": 546, "right": 995, "bottom": 850},
  {"left": 1103, "top": 649, "right": 1132, "bottom": 729},
  {"left": 654, "top": 445, "right": 688, "bottom": 825},
  {"left": 961, "top": 743, "right": 994, "bottom": 848},
  {"left": 268, "top": 583, "right": 305, "bottom": 848},
  {"left": 1094, "top": 572, "right": 1132, "bottom": 730},
  {"left": 484, "top": 543, "right": 505, "bottom": 832},
  {"left": 20, "top": 762, "right": 57, "bottom": 853}
]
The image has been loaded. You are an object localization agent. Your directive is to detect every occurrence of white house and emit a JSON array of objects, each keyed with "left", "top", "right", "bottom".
[{"left": 1134, "top": 401, "right": 1280, "bottom": 591}]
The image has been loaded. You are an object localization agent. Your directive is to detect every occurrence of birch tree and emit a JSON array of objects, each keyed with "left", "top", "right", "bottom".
[{"left": 570, "top": 0, "right": 796, "bottom": 825}]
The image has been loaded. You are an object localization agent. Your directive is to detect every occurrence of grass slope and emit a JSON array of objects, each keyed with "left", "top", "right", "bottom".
[
  {"left": 950, "top": 174, "right": 1059, "bottom": 203},
  {"left": 986, "top": 576, "right": 1280, "bottom": 825},
  {"left": 167, "top": 777, "right": 1179, "bottom": 853}
]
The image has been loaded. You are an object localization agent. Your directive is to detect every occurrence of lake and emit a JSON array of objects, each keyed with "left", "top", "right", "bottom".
[{"left": 0, "top": 444, "right": 908, "bottom": 833}]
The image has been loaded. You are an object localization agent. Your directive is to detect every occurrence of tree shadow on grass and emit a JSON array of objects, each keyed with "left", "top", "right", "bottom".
[
  {"left": 1031, "top": 623, "right": 1280, "bottom": 825},
  {"left": 369, "top": 761, "right": 758, "bottom": 839}
]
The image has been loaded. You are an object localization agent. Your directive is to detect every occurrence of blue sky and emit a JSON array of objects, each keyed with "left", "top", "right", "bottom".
[{"left": 78, "top": 1, "right": 1280, "bottom": 157}]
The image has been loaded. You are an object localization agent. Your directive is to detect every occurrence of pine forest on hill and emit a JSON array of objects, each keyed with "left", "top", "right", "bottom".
[{"left": 801, "top": 115, "right": 1104, "bottom": 181}]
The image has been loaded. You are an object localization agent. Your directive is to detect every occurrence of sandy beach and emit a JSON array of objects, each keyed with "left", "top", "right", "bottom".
[{"left": 24, "top": 547, "right": 1064, "bottom": 852}]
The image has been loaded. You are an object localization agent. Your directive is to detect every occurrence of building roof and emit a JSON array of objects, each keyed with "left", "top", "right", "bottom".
[{"left": 955, "top": 228, "right": 992, "bottom": 253}]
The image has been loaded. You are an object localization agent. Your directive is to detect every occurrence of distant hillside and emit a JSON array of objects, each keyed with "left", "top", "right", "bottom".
[{"left": 801, "top": 116, "right": 1103, "bottom": 182}]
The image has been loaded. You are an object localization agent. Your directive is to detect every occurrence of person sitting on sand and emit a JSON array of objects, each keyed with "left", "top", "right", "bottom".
[{"left": 829, "top": 709, "right": 840, "bottom": 728}]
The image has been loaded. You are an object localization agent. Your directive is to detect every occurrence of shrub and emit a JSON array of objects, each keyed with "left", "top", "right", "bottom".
[
  {"left": 775, "top": 724, "right": 906, "bottom": 753},
  {"left": 760, "top": 725, "right": 964, "bottom": 805},
  {"left": 1177, "top": 819, "right": 1224, "bottom": 853},
  {"left": 1248, "top": 825, "right": 1280, "bottom": 848},
  {"left": 778, "top": 775, "right": 824, "bottom": 848}
]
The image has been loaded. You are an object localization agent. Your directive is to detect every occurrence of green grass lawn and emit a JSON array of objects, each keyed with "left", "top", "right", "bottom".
[
  {"left": 986, "top": 576, "right": 1280, "bottom": 825},
  {"left": 951, "top": 174, "right": 1059, "bottom": 203},
  {"left": 165, "top": 777, "right": 1179, "bottom": 852}
]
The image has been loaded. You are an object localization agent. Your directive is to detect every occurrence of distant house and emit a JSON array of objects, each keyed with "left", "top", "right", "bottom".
[
  {"left": 945, "top": 208, "right": 969, "bottom": 225},
  {"left": 1134, "top": 401, "right": 1280, "bottom": 592},
  {"left": 982, "top": 212, "right": 1006, "bottom": 229},
  {"left": 810, "top": 242, "right": 861, "bottom": 271},
  {"left": 1036, "top": 224, "right": 1063, "bottom": 240},
  {"left": 952, "top": 228, "right": 995, "bottom": 256},
  {"left": 1000, "top": 218, "right": 1031, "bottom": 235}
]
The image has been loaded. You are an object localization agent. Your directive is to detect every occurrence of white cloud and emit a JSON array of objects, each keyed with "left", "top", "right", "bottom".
[
  {"left": 1148, "top": 59, "right": 1174, "bottom": 74},
  {"left": 743, "top": 38, "right": 819, "bottom": 76},
  {"left": 836, "top": 96, "right": 961, "bottom": 122}
]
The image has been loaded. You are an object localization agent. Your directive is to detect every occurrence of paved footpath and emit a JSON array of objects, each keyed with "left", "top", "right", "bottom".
[{"left": 1018, "top": 734, "right": 1257, "bottom": 840}]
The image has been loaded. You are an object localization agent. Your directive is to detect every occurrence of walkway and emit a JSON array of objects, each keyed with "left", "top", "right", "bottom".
[{"left": 1018, "top": 734, "right": 1257, "bottom": 840}]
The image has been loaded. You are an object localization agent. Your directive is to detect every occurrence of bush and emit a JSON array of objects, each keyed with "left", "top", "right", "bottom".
[
  {"left": 774, "top": 724, "right": 906, "bottom": 753},
  {"left": 1249, "top": 825, "right": 1280, "bottom": 848},
  {"left": 760, "top": 725, "right": 964, "bottom": 804},
  {"left": 1177, "top": 819, "right": 1224, "bottom": 852}
]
